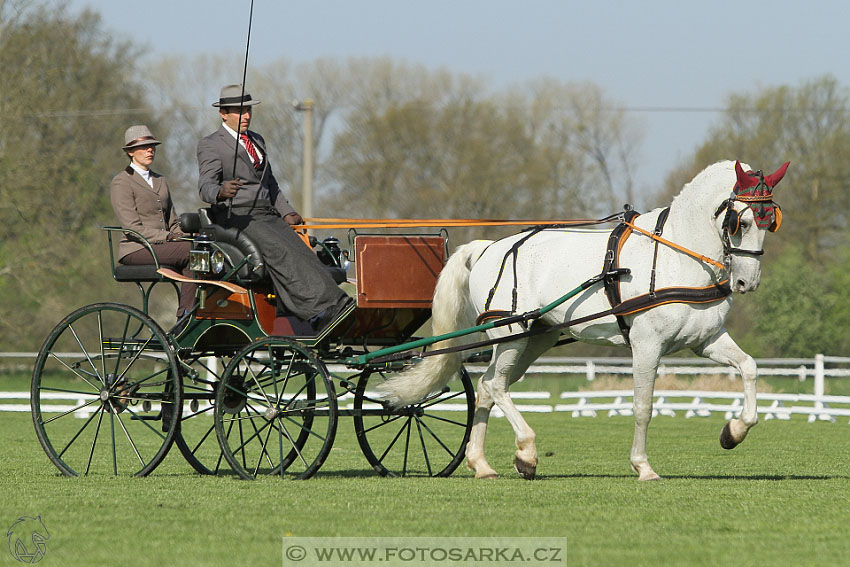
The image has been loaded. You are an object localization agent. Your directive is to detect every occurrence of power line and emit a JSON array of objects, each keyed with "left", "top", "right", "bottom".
[{"left": 21, "top": 105, "right": 850, "bottom": 119}]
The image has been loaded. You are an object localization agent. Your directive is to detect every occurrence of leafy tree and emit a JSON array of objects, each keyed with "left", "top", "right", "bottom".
[
  {"left": 327, "top": 68, "right": 643, "bottom": 241},
  {"left": 656, "top": 75, "right": 850, "bottom": 258},
  {"left": 654, "top": 75, "right": 850, "bottom": 356},
  {"left": 0, "top": 1, "right": 155, "bottom": 349}
]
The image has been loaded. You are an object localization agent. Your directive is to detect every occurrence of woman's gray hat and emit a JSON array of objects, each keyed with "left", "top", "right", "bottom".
[
  {"left": 212, "top": 84, "right": 261, "bottom": 108},
  {"left": 122, "top": 125, "right": 161, "bottom": 150}
]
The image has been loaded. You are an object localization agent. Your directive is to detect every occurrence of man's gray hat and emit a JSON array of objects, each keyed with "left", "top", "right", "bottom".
[
  {"left": 122, "top": 124, "right": 161, "bottom": 150},
  {"left": 212, "top": 84, "right": 261, "bottom": 108}
]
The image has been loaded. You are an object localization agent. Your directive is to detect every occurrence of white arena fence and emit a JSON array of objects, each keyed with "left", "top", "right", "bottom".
[{"left": 3, "top": 353, "right": 850, "bottom": 424}]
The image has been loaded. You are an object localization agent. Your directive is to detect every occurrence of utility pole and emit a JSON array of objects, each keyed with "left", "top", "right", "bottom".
[{"left": 294, "top": 99, "right": 314, "bottom": 221}]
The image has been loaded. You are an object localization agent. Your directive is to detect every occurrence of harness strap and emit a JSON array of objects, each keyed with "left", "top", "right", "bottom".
[
  {"left": 476, "top": 310, "right": 513, "bottom": 325},
  {"left": 649, "top": 207, "right": 671, "bottom": 297},
  {"left": 612, "top": 280, "right": 732, "bottom": 317},
  {"left": 483, "top": 226, "right": 546, "bottom": 314},
  {"left": 602, "top": 209, "right": 641, "bottom": 343},
  {"left": 622, "top": 220, "right": 726, "bottom": 271}
]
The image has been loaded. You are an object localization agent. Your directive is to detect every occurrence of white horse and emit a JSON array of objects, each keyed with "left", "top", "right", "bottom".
[{"left": 378, "top": 160, "right": 790, "bottom": 481}]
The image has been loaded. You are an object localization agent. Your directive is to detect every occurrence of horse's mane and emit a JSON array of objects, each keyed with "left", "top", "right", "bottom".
[{"left": 668, "top": 160, "right": 744, "bottom": 223}]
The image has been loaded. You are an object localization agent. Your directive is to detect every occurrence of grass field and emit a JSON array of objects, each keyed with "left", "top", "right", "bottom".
[{"left": 3, "top": 397, "right": 850, "bottom": 566}]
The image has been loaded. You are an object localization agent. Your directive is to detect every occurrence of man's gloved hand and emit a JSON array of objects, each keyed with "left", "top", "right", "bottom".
[
  {"left": 284, "top": 212, "right": 304, "bottom": 226},
  {"left": 217, "top": 178, "right": 242, "bottom": 200}
]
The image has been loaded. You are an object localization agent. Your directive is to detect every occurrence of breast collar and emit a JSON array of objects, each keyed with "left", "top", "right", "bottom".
[{"left": 602, "top": 208, "right": 731, "bottom": 345}]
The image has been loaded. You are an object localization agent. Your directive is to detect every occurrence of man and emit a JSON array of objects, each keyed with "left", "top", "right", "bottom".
[{"left": 197, "top": 84, "right": 351, "bottom": 331}]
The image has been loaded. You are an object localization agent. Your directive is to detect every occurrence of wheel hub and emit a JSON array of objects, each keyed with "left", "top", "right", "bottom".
[{"left": 221, "top": 373, "right": 248, "bottom": 414}]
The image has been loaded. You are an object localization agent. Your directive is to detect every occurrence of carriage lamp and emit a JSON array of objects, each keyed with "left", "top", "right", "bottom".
[
  {"left": 317, "top": 237, "right": 350, "bottom": 271},
  {"left": 189, "top": 233, "right": 225, "bottom": 274}
]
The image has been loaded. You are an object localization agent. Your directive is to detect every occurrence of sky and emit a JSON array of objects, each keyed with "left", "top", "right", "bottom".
[{"left": 66, "top": 0, "right": 850, "bottom": 205}]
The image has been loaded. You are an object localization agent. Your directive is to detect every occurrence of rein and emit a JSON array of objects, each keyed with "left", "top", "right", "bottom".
[{"left": 621, "top": 220, "right": 726, "bottom": 271}]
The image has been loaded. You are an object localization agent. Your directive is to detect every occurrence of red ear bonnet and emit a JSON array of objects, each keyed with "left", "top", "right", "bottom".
[
  {"left": 731, "top": 161, "right": 789, "bottom": 231},
  {"left": 764, "top": 161, "right": 790, "bottom": 188},
  {"left": 734, "top": 160, "right": 760, "bottom": 190}
]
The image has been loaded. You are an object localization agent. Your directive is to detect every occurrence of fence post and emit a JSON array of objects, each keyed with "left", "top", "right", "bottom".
[
  {"left": 810, "top": 353, "right": 824, "bottom": 423},
  {"left": 586, "top": 360, "right": 595, "bottom": 382}
]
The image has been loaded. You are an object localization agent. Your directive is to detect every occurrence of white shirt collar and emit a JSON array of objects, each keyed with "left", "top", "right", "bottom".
[
  {"left": 222, "top": 122, "right": 262, "bottom": 162},
  {"left": 129, "top": 162, "right": 153, "bottom": 186},
  {"left": 222, "top": 122, "right": 240, "bottom": 139}
]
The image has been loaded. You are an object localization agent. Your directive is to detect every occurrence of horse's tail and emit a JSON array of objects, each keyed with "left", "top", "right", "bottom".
[{"left": 377, "top": 239, "right": 492, "bottom": 408}]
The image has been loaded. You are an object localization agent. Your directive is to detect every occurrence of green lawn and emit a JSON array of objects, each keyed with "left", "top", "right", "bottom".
[{"left": 3, "top": 404, "right": 850, "bottom": 566}]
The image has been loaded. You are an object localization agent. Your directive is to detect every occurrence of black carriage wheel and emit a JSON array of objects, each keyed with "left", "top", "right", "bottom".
[
  {"left": 214, "top": 337, "right": 338, "bottom": 480},
  {"left": 173, "top": 353, "right": 231, "bottom": 475},
  {"left": 353, "top": 366, "right": 474, "bottom": 477},
  {"left": 31, "top": 303, "right": 181, "bottom": 477}
]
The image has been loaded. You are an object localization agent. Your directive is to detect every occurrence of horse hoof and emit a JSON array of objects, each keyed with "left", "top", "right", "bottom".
[
  {"left": 476, "top": 472, "right": 499, "bottom": 480},
  {"left": 720, "top": 422, "right": 740, "bottom": 450},
  {"left": 639, "top": 473, "right": 662, "bottom": 481},
  {"left": 514, "top": 459, "right": 537, "bottom": 480}
]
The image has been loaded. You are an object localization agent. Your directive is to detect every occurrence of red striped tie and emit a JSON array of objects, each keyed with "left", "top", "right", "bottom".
[{"left": 240, "top": 134, "right": 262, "bottom": 169}]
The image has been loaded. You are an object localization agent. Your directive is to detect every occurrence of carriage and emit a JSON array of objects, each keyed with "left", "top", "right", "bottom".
[
  {"left": 30, "top": 210, "right": 477, "bottom": 479},
  {"left": 32, "top": 160, "right": 791, "bottom": 482}
]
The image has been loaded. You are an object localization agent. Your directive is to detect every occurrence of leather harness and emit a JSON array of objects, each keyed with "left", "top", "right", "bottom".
[{"left": 476, "top": 207, "right": 732, "bottom": 346}]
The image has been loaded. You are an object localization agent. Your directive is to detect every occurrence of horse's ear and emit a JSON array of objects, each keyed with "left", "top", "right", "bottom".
[
  {"left": 764, "top": 161, "right": 790, "bottom": 188},
  {"left": 734, "top": 160, "right": 759, "bottom": 190}
]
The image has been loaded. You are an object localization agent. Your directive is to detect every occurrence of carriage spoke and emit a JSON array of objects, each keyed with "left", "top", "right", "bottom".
[
  {"left": 57, "top": 403, "right": 102, "bottom": 459},
  {"left": 421, "top": 412, "right": 468, "bottom": 428},
  {"left": 113, "top": 336, "right": 160, "bottom": 386},
  {"left": 120, "top": 404, "right": 168, "bottom": 441},
  {"left": 68, "top": 323, "right": 103, "bottom": 386},
  {"left": 401, "top": 419, "right": 412, "bottom": 476},
  {"left": 376, "top": 417, "right": 411, "bottom": 465},
  {"left": 115, "top": 365, "right": 171, "bottom": 392},
  {"left": 419, "top": 389, "right": 466, "bottom": 409},
  {"left": 84, "top": 407, "right": 106, "bottom": 476},
  {"left": 252, "top": 420, "right": 276, "bottom": 477},
  {"left": 39, "top": 385, "right": 100, "bottom": 396},
  {"left": 110, "top": 410, "right": 118, "bottom": 475},
  {"left": 354, "top": 367, "right": 474, "bottom": 477},
  {"left": 246, "top": 407, "right": 277, "bottom": 471},
  {"left": 417, "top": 417, "right": 456, "bottom": 457},
  {"left": 215, "top": 338, "right": 337, "bottom": 480},
  {"left": 227, "top": 407, "right": 273, "bottom": 457},
  {"left": 270, "top": 351, "right": 287, "bottom": 478},
  {"left": 114, "top": 411, "right": 147, "bottom": 469},
  {"left": 47, "top": 351, "right": 102, "bottom": 392},
  {"left": 41, "top": 397, "right": 102, "bottom": 425},
  {"left": 32, "top": 304, "right": 179, "bottom": 478},
  {"left": 190, "top": 421, "right": 217, "bottom": 455},
  {"left": 182, "top": 404, "right": 215, "bottom": 421},
  {"left": 414, "top": 418, "right": 433, "bottom": 476},
  {"left": 278, "top": 413, "right": 327, "bottom": 443}
]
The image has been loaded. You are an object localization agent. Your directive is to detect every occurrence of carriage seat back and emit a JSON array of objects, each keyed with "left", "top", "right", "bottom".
[
  {"left": 181, "top": 209, "right": 267, "bottom": 284},
  {"left": 179, "top": 208, "right": 347, "bottom": 286}
]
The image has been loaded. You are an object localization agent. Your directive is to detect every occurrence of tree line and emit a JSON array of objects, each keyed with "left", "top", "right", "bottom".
[{"left": 1, "top": 1, "right": 847, "bottom": 357}]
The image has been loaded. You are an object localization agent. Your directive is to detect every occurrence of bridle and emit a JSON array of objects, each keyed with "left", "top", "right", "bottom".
[{"left": 713, "top": 169, "right": 782, "bottom": 270}]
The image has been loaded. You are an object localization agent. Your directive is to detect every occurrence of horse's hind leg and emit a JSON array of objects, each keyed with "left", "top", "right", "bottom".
[
  {"left": 479, "top": 334, "right": 558, "bottom": 480},
  {"left": 694, "top": 330, "right": 758, "bottom": 449},
  {"left": 466, "top": 374, "right": 499, "bottom": 479},
  {"left": 506, "top": 333, "right": 559, "bottom": 478}
]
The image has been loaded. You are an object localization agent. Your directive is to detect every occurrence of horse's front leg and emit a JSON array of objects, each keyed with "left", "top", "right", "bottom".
[
  {"left": 630, "top": 344, "right": 663, "bottom": 481},
  {"left": 694, "top": 330, "right": 758, "bottom": 448}
]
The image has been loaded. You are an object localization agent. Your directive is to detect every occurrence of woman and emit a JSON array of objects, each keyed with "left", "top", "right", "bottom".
[{"left": 110, "top": 125, "right": 195, "bottom": 320}]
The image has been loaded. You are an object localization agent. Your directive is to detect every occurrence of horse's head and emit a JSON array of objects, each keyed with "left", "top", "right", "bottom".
[{"left": 714, "top": 160, "right": 790, "bottom": 292}]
